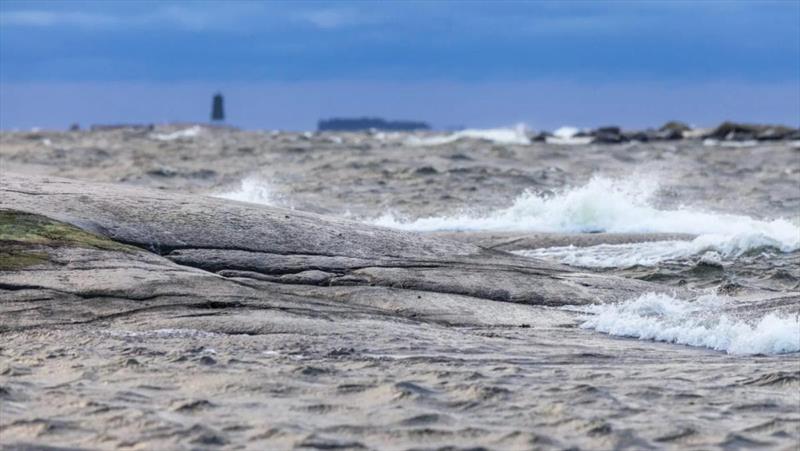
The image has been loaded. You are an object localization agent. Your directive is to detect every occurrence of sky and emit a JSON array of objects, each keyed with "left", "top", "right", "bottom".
[{"left": 1, "top": 0, "right": 799, "bottom": 130}]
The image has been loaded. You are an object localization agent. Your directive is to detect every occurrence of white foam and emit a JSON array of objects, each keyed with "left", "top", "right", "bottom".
[
  {"left": 516, "top": 232, "right": 793, "bottom": 268},
  {"left": 545, "top": 135, "right": 594, "bottom": 145},
  {"left": 152, "top": 125, "right": 203, "bottom": 141},
  {"left": 407, "top": 124, "right": 530, "bottom": 146},
  {"left": 212, "top": 177, "right": 278, "bottom": 206},
  {"left": 579, "top": 293, "right": 800, "bottom": 355},
  {"left": 703, "top": 138, "right": 758, "bottom": 148},
  {"left": 545, "top": 126, "right": 593, "bottom": 145},
  {"left": 374, "top": 176, "right": 799, "bottom": 264},
  {"left": 553, "top": 126, "right": 580, "bottom": 139}
]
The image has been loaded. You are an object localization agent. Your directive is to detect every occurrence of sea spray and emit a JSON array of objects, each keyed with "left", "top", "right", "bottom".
[
  {"left": 406, "top": 124, "right": 531, "bottom": 146},
  {"left": 515, "top": 233, "right": 793, "bottom": 268},
  {"left": 213, "top": 177, "right": 279, "bottom": 206},
  {"left": 373, "top": 176, "right": 800, "bottom": 262},
  {"left": 578, "top": 292, "right": 800, "bottom": 355}
]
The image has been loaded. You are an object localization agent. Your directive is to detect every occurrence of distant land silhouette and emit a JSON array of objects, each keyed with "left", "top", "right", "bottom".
[{"left": 318, "top": 117, "right": 430, "bottom": 132}]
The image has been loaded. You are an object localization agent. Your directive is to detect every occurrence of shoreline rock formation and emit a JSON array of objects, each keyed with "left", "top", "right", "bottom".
[
  {"left": 1, "top": 173, "right": 676, "bottom": 335},
  {"left": 2, "top": 155, "right": 798, "bottom": 449}
]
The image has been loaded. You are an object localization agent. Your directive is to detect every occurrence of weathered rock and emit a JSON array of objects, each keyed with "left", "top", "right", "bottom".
[
  {"left": 659, "top": 121, "right": 691, "bottom": 133},
  {"left": 755, "top": 125, "right": 797, "bottom": 141},
  {"left": 623, "top": 130, "right": 651, "bottom": 142},
  {"left": 706, "top": 122, "right": 798, "bottom": 141},
  {"left": 591, "top": 126, "right": 628, "bottom": 144},
  {"left": 0, "top": 173, "right": 679, "bottom": 333}
]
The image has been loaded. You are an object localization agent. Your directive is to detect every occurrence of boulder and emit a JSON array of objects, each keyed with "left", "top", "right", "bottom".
[
  {"left": 755, "top": 125, "right": 797, "bottom": 141},
  {"left": 0, "top": 172, "right": 676, "bottom": 329},
  {"left": 591, "top": 126, "right": 628, "bottom": 144},
  {"left": 659, "top": 121, "right": 691, "bottom": 133},
  {"left": 707, "top": 122, "right": 798, "bottom": 141}
]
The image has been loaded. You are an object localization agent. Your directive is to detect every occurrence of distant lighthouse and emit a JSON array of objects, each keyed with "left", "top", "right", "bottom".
[{"left": 211, "top": 92, "right": 225, "bottom": 122}]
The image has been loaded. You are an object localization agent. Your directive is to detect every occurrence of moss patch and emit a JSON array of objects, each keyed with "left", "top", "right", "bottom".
[
  {"left": 0, "top": 209, "right": 135, "bottom": 254},
  {"left": 0, "top": 248, "right": 49, "bottom": 270}
]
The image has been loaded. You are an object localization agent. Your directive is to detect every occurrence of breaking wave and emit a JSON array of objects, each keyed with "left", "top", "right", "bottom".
[
  {"left": 516, "top": 233, "right": 793, "bottom": 268},
  {"left": 578, "top": 293, "right": 800, "bottom": 355},
  {"left": 407, "top": 124, "right": 530, "bottom": 146},
  {"left": 212, "top": 177, "right": 278, "bottom": 206},
  {"left": 373, "top": 176, "right": 800, "bottom": 261},
  {"left": 152, "top": 125, "right": 204, "bottom": 141},
  {"left": 546, "top": 126, "right": 593, "bottom": 145}
]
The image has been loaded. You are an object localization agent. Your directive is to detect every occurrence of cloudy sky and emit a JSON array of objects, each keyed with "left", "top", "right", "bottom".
[{"left": 1, "top": 0, "right": 798, "bottom": 130}]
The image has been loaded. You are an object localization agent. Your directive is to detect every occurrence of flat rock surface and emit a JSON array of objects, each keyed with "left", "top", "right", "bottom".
[{"left": 0, "top": 173, "right": 669, "bottom": 311}]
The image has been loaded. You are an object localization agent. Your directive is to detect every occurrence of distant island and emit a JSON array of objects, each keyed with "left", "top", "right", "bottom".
[{"left": 318, "top": 117, "right": 431, "bottom": 131}]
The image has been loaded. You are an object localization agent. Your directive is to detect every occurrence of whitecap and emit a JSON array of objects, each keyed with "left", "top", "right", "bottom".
[
  {"left": 152, "top": 125, "right": 204, "bottom": 141},
  {"left": 407, "top": 124, "right": 530, "bottom": 146},
  {"left": 578, "top": 293, "right": 800, "bottom": 355},
  {"left": 516, "top": 233, "right": 794, "bottom": 268},
  {"left": 373, "top": 176, "right": 799, "bottom": 263},
  {"left": 212, "top": 177, "right": 278, "bottom": 206},
  {"left": 545, "top": 126, "right": 593, "bottom": 145}
]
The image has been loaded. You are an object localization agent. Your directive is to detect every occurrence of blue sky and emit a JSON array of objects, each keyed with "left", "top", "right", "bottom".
[{"left": 1, "top": 0, "right": 799, "bottom": 130}]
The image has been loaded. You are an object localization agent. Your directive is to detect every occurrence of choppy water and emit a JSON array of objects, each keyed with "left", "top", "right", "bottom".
[{"left": 209, "top": 134, "right": 800, "bottom": 357}]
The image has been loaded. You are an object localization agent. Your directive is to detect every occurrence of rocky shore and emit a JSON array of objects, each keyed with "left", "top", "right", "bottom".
[
  {"left": 531, "top": 121, "right": 800, "bottom": 144},
  {"left": 1, "top": 126, "right": 798, "bottom": 450}
]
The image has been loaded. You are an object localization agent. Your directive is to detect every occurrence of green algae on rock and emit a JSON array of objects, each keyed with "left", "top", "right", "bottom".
[
  {"left": 0, "top": 247, "right": 48, "bottom": 270},
  {"left": 0, "top": 209, "right": 135, "bottom": 258}
]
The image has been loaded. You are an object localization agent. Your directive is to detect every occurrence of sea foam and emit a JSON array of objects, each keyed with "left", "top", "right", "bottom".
[
  {"left": 516, "top": 233, "right": 793, "bottom": 268},
  {"left": 546, "top": 126, "right": 593, "bottom": 145},
  {"left": 373, "top": 176, "right": 800, "bottom": 263},
  {"left": 407, "top": 124, "right": 531, "bottom": 146},
  {"left": 578, "top": 292, "right": 800, "bottom": 355},
  {"left": 152, "top": 125, "right": 204, "bottom": 141},
  {"left": 212, "top": 177, "right": 277, "bottom": 206}
]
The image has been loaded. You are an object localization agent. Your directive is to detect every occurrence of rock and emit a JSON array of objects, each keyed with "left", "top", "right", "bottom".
[
  {"left": 706, "top": 122, "right": 798, "bottom": 141},
  {"left": 0, "top": 173, "right": 680, "bottom": 333},
  {"left": 652, "top": 126, "right": 684, "bottom": 140},
  {"left": 596, "top": 126, "right": 621, "bottom": 135},
  {"left": 591, "top": 126, "right": 627, "bottom": 144},
  {"left": 531, "top": 131, "right": 551, "bottom": 142},
  {"left": 623, "top": 130, "right": 651, "bottom": 142},
  {"left": 659, "top": 121, "right": 691, "bottom": 133},
  {"left": 706, "top": 122, "right": 757, "bottom": 140},
  {"left": 623, "top": 128, "right": 681, "bottom": 142},
  {"left": 414, "top": 166, "right": 438, "bottom": 175},
  {"left": 755, "top": 125, "right": 797, "bottom": 141}
]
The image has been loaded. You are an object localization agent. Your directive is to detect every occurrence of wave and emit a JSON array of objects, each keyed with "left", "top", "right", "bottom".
[
  {"left": 545, "top": 126, "right": 593, "bottom": 145},
  {"left": 577, "top": 293, "right": 800, "bottom": 355},
  {"left": 372, "top": 176, "right": 800, "bottom": 259},
  {"left": 516, "top": 233, "right": 793, "bottom": 268},
  {"left": 212, "top": 177, "right": 277, "bottom": 206},
  {"left": 152, "top": 125, "right": 204, "bottom": 141},
  {"left": 406, "top": 124, "right": 530, "bottom": 146}
]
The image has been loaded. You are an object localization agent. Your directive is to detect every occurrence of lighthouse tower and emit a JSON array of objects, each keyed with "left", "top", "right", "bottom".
[{"left": 211, "top": 93, "right": 225, "bottom": 123}]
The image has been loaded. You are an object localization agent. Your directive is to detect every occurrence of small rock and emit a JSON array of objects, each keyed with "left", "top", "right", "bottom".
[
  {"left": 415, "top": 166, "right": 439, "bottom": 175},
  {"left": 198, "top": 356, "right": 217, "bottom": 365}
]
